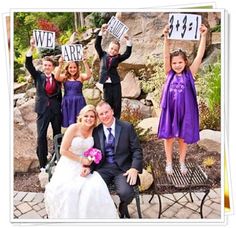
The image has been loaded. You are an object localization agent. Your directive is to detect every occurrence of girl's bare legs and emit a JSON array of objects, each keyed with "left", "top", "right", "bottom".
[
  {"left": 178, "top": 138, "right": 188, "bottom": 174},
  {"left": 164, "top": 138, "right": 174, "bottom": 175}
]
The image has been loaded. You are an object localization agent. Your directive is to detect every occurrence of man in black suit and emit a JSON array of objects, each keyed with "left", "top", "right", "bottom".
[
  {"left": 25, "top": 37, "right": 62, "bottom": 170},
  {"left": 95, "top": 24, "right": 132, "bottom": 119},
  {"left": 92, "top": 101, "right": 143, "bottom": 218}
]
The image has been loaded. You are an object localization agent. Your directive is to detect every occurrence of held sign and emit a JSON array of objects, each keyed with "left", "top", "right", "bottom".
[
  {"left": 168, "top": 14, "right": 202, "bottom": 40},
  {"left": 33, "top": 30, "right": 55, "bottom": 49},
  {"left": 61, "top": 44, "right": 83, "bottom": 61},
  {"left": 107, "top": 16, "right": 129, "bottom": 40}
]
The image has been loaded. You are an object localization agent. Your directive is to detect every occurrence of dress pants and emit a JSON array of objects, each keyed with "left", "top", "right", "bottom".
[
  {"left": 103, "top": 83, "right": 122, "bottom": 119},
  {"left": 97, "top": 162, "right": 134, "bottom": 207},
  {"left": 36, "top": 106, "right": 62, "bottom": 168}
]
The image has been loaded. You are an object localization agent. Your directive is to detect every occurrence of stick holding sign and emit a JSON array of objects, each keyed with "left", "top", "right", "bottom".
[
  {"left": 33, "top": 30, "right": 55, "bottom": 49},
  {"left": 168, "top": 14, "right": 202, "bottom": 40},
  {"left": 107, "top": 16, "right": 129, "bottom": 40},
  {"left": 61, "top": 44, "right": 83, "bottom": 62}
]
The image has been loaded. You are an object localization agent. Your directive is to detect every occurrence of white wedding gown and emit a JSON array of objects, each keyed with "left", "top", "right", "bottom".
[{"left": 44, "top": 136, "right": 118, "bottom": 219}]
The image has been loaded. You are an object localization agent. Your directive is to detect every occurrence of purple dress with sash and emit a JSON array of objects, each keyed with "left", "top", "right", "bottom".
[
  {"left": 157, "top": 69, "right": 199, "bottom": 144},
  {"left": 61, "top": 80, "right": 86, "bottom": 127}
]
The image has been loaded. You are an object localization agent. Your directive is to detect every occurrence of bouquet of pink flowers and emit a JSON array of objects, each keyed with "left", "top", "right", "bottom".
[{"left": 83, "top": 148, "right": 102, "bottom": 164}]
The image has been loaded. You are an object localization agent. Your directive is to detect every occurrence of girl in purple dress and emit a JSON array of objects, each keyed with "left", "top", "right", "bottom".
[
  {"left": 55, "top": 56, "right": 92, "bottom": 127},
  {"left": 158, "top": 24, "right": 208, "bottom": 175}
]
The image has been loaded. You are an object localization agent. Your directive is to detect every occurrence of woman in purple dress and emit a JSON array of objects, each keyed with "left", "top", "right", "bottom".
[
  {"left": 55, "top": 56, "right": 91, "bottom": 128},
  {"left": 158, "top": 24, "right": 208, "bottom": 175}
]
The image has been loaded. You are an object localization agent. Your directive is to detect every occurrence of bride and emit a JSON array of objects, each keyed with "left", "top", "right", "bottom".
[{"left": 44, "top": 105, "right": 118, "bottom": 219}]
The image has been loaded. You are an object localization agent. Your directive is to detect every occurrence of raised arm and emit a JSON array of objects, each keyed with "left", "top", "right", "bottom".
[
  {"left": 80, "top": 58, "right": 92, "bottom": 82},
  {"left": 95, "top": 24, "right": 107, "bottom": 59},
  {"left": 118, "top": 34, "right": 132, "bottom": 62},
  {"left": 55, "top": 56, "right": 66, "bottom": 82},
  {"left": 163, "top": 25, "right": 171, "bottom": 75},
  {"left": 25, "top": 37, "right": 38, "bottom": 79},
  {"left": 190, "top": 24, "right": 208, "bottom": 76}
]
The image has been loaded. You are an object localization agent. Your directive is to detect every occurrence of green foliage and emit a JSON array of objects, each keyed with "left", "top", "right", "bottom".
[
  {"left": 211, "top": 24, "right": 221, "bottom": 32},
  {"left": 89, "top": 13, "right": 106, "bottom": 28},
  {"left": 14, "top": 60, "right": 25, "bottom": 82},
  {"left": 121, "top": 101, "right": 151, "bottom": 142},
  {"left": 17, "top": 74, "right": 27, "bottom": 83},
  {"left": 197, "top": 55, "right": 221, "bottom": 130},
  {"left": 139, "top": 57, "right": 166, "bottom": 107},
  {"left": 199, "top": 101, "right": 220, "bottom": 130}
]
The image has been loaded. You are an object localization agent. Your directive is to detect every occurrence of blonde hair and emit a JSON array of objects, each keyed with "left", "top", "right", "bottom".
[{"left": 76, "top": 104, "right": 97, "bottom": 128}]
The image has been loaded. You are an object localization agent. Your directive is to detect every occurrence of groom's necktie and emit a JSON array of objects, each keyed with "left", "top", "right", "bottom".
[{"left": 105, "top": 128, "right": 115, "bottom": 164}]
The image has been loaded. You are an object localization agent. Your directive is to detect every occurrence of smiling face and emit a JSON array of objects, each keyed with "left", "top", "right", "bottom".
[
  {"left": 96, "top": 102, "right": 114, "bottom": 127},
  {"left": 42, "top": 60, "right": 54, "bottom": 75},
  {"left": 67, "top": 62, "right": 79, "bottom": 77},
  {"left": 108, "top": 42, "right": 120, "bottom": 56},
  {"left": 81, "top": 110, "right": 96, "bottom": 128},
  {"left": 171, "top": 55, "right": 187, "bottom": 75}
]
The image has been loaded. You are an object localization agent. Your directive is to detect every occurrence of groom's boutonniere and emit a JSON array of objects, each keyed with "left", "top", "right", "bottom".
[{"left": 83, "top": 148, "right": 102, "bottom": 164}]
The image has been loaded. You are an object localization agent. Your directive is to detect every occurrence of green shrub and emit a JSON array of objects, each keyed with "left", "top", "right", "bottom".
[{"left": 121, "top": 101, "right": 151, "bottom": 142}]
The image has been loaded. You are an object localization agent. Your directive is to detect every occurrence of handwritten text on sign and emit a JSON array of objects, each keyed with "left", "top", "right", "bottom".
[
  {"left": 61, "top": 44, "right": 83, "bottom": 61},
  {"left": 168, "top": 14, "right": 202, "bottom": 40},
  {"left": 107, "top": 16, "right": 129, "bottom": 40},
  {"left": 33, "top": 30, "right": 55, "bottom": 49}
]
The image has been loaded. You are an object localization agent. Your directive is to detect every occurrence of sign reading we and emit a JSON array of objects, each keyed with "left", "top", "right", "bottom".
[
  {"left": 61, "top": 44, "right": 83, "bottom": 61},
  {"left": 107, "top": 16, "right": 129, "bottom": 40},
  {"left": 33, "top": 30, "right": 55, "bottom": 49},
  {"left": 168, "top": 14, "right": 202, "bottom": 40}
]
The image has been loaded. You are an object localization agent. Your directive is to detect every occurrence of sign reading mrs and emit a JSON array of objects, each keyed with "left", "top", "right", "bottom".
[
  {"left": 33, "top": 30, "right": 55, "bottom": 49},
  {"left": 168, "top": 14, "right": 202, "bottom": 40},
  {"left": 107, "top": 16, "right": 129, "bottom": 40},
  {"left": 61, "top": 44, "right": 83, "bottom": 61}
]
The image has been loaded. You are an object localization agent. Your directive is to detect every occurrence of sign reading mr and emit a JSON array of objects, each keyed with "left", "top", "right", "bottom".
[
  {"left": 33, "top": 30, "right": 55, "bottom": 49},
  {"left": 168, "top": 13, "right": 202, "bottom": 40},
  {"left": 107, "top": 16, "right": 129, "bottom": 40}
]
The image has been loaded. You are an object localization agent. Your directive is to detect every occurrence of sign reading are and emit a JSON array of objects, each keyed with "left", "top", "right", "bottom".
[
  {"left": 61, "top": 44, "right": 83, "bottom": 61},
  {"left": 107, "top": 16, "right": 129, "bottom": 40},
  {"left": 168, "top": 14, "right": 202, "bottom": 40},
  {"left": 33, "top": 30, "right": 55, "bottom": 49}
]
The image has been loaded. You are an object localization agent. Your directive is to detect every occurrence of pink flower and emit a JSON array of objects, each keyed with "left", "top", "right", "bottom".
[{"left": 83, "top": 148, "right": 102, "bottom": 164}]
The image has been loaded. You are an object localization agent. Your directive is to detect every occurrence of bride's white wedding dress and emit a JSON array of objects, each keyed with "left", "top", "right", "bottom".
[{"left": 44, "top": 136, "right": 118, "bottom": 219}]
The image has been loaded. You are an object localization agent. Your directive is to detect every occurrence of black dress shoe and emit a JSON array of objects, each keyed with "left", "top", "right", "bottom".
[{"left": 119, "top": 202, "right": 130, "bottom": 218}]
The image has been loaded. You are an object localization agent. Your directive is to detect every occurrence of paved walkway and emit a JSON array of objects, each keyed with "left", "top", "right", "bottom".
[{"left": 13, "top": 188, "right": 221, "bottom": 220}]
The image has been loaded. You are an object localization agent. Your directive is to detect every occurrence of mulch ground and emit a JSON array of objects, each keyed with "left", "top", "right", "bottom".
[{"left": 14, "top": 136, "right": 221, "bottom": 193}]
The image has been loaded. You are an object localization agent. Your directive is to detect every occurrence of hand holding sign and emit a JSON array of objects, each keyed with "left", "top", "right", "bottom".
[
  {"left": 107, "top": 16, "right": 129, "bottom": 40},
  {"left": 168, "top": 14, "right": 202, "bottom": 40}
]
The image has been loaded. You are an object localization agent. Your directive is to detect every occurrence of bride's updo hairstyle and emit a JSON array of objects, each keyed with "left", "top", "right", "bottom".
[{"left": 76, "top": 104, "right": 98, "bottom": 128}]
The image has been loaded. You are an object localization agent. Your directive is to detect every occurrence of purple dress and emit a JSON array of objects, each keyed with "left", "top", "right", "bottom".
[
  {"left": 61, "top": 80, "right": 86, "bottom": 127},
  {"left": 157, "top": 69, "right": 199, "bottom": 144}
]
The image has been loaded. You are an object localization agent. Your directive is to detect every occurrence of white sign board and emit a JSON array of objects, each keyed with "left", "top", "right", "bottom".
[
  {"left": 33, "top": 30, "right": 55, "bottom": 49},
  {"left": 107, "top": 16, "right": 129, "bottom": 40},
  {"left": 168, "top": 14, "right": 202, "bottom": 40},
  {"left": 61, "top": 44, "right": 83, "bottom": 61}
]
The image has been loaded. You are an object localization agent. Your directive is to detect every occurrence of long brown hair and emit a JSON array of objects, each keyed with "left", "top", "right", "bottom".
[
  {"left": 170, "top": 49, "right": 189, "bottom": 69},
  {"left": 64, "top": 61, "right": 80, "bottom": 80}
]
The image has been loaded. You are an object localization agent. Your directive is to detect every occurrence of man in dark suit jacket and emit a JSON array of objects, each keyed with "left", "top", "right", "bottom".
[
  {"left": 95, "top": 24, "right": 132, "bottom": 119},
  {"left": 25, "top": 37, "right": 62, "bottom": 170},
  {"left": 92, "top": 101, "right": 143, "bottom": 218}
]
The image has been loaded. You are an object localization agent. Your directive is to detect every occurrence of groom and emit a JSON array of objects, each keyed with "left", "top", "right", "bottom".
[{"left": 91, "top": 101, "right": 143, "bottom": 218}]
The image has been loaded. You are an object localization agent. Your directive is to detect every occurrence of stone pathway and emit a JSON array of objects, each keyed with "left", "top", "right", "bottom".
[{"left": 13, "top": 188, "right": 221, "bottom": 220}]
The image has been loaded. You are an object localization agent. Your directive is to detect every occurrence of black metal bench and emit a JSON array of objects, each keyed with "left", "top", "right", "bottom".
[
  {"left": 149, "top": 154, "right": 212, "bottom": 218},
  {"left": 45, "top": 133, "right": 142, "bottom": 218}
]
